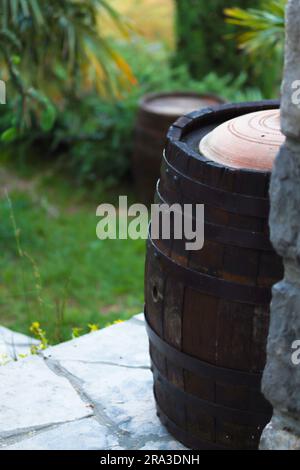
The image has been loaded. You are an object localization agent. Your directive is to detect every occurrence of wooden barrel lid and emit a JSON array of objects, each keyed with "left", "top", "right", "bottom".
[
  {"left": 199, "top": 109, "right": 285, "bottom": 171},
  {"left": 142, "top": 92, "right": 222, "bottom": 118}
]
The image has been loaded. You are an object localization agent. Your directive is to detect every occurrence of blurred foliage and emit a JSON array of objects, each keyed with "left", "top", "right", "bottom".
[
  {"left": 174, "top": 0, "right": 280, "bottom": 98},
  {"left": 224, "top": 0, "right": 285, "bottom": 55},
  {"left": 104, "top": 0, "right": 175, "bottom": 48},
  {"left": 52, "top": 39, "right": 264, "bottom": 186},
  {"left": 0, "top": 2, "right": 269, "bottom": 188},
  {"left": 0, "top": 0, "right": 135, "bottom": 136},
  {"left": 1, "top": 36, "right": 264, "bottom": 188}
]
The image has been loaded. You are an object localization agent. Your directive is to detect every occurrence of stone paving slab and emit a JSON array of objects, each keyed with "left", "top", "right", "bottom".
[
  {"left": 43, "top": 317, "right": 150, "bottom": 368},
  {"left": 0, "top": 314, "right": 186, "bottom": 451},
  {"left": 0, "top": 326, "right": 39, "bottom": 362},
  {"left": 4, "top": 418, "right": 121, "bottom": 451},
  {"left": 55, "top": 362, "right": 171, "bottom": 440},
  {"left": 0, "top": 356, "right": 92, "bottom": 440}
]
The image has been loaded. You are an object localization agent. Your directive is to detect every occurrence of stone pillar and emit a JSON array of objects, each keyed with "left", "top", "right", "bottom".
[{"left": 260, "top": 0, "right": 300, "bottom": 450}]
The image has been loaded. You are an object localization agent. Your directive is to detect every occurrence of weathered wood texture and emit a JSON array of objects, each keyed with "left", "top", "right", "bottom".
[{"left": 145, "top": 101, "right": 284, "bottom": 450}]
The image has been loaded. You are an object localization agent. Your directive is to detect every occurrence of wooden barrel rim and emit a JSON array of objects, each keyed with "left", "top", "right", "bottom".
[
  {"left": 172, "top": 100, "right": 280, "bottom": 140},
  {"left": 162, "top": 151, "right": 270, "bottom": 218},
  {"left": 139, "top": 91, "right": 225, "bottom": 118},
  {"left": 148, "top": 237, "right": 271, "bottom": 305},
  {"left": 166, "top": 100, "right": 280, "bottom": 178},
  {"left": 164, "top": 139, "right": 270, "bottom": 199},
  {"left": 132, "top": 91, "right": 225, "bottom": 205},
  {"left": 155, "top": 181, "right": 273, "bottom": 251}
]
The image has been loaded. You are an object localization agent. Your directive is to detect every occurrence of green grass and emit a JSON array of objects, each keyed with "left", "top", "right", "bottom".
[{"left": 0, "top": 169, "right": 145, "bottom": 344}]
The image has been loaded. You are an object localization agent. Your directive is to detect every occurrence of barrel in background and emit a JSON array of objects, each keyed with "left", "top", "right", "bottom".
[
  {"left": 131, "top": 92, "right": 223, "bottom": 205},
  {"left": 144, "top": 101, "right": 284, "bottom": 450}
]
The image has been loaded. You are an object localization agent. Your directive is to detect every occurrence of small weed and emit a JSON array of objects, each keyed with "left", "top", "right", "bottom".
[{"left": 29, "top": 322, "right": 48, "bottom": 354}]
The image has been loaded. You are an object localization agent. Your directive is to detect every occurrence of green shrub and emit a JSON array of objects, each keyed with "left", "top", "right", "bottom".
[
  {"left": 174, "top": 0, "right": 280, "bottom": 98},
  {"left": 51, "top": 94, "right": 138, "bottom": 186}
]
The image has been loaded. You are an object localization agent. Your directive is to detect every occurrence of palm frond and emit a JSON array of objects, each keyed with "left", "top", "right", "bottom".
[
  {"left": 0, "top": 0, "right": 135, "bottom": 93},
  {"left": 224, "top": 0, "right": 286, "bottom": 55},
  {"left": 0, "top": 0, "right": 136, "bottom": 133}
]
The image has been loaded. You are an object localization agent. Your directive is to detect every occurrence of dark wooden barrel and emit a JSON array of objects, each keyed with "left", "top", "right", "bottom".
[
  {"left": 132, "top": 92, "right": 224, "bottom": 205},
  {"left": 144, "top": 101, "right": 284, "bottom": 450}
]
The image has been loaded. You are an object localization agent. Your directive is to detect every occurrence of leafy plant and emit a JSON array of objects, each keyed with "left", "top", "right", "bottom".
[
  {"left": 224, "top": 1, "right": 285, "bottom": 57},
  {"left": 174, "top": 0, "right": 273, "bottom": 95},
  {"left": 29, "top": 321, "right": 48, "bottom": 353},
  {"left": 224, "top": 1, "right": 285, "bottom": 97},
  {"left": 0, "top": 0, "right": 135, "bottom": 136}
]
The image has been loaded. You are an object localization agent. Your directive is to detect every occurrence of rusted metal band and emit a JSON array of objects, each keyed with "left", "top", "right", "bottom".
[
  {"left": 162, "top": 152, "right": 269, "bottom": 218},
  {"left": 155, "top": 403, "right": 229, "bottom": 450},
  {"left": 205, "top": 222, "right": 272, "bottom": 251},
  {"left": 145, "top": 317, "right": 265, "bottom": 389},
  {"left": 156, "top": 182, "right": 273, "bottom": 251},
  {"left": 148, "top": 237, "right": 271, "bottom": 305},
  {"left": 153, "top": 365, "right": 270, "bottom": 427}
]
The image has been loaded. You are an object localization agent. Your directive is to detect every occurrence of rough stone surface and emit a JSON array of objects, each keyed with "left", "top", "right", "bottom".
[
  {"left": 54, "top": 362, "right": 170, "bottom": 440},
  {"left": 43, "top": 317, "right": 150, "bottom": 369},
  {"left": 0, "top": 314, "right": 186, "bottom": 450},
  {"left": 269, "top": 146, "right": 300, "bottom": 261},
  {"left": 262, "top": 281, "right": 300, "bottom": 414},
  {"left": 260, "top": 0, "right": 300, "bottom": 450},
  {"left": 4, "top": 418, "right": 121, "bottom": 451},
  {"left": 0, "top": 356, "right": 92, "bottom": 439},
  {"left": 260, "top": 414, "right": 300, "bottom": 450},
  {"left": 281, "top": 0, "right": 300, "bottom": 139}
]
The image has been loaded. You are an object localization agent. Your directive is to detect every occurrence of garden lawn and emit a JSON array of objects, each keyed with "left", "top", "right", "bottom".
[{"left": 0, "top": 169, "right": 145, "bottom": 344}]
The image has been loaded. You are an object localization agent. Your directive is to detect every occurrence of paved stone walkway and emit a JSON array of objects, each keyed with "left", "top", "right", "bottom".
[
  {"left": 0, "top": 314, "right": 186, "bottom": 450},
  {"left": 0, "top": 326, "right": 39, "bottom": 363}
]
